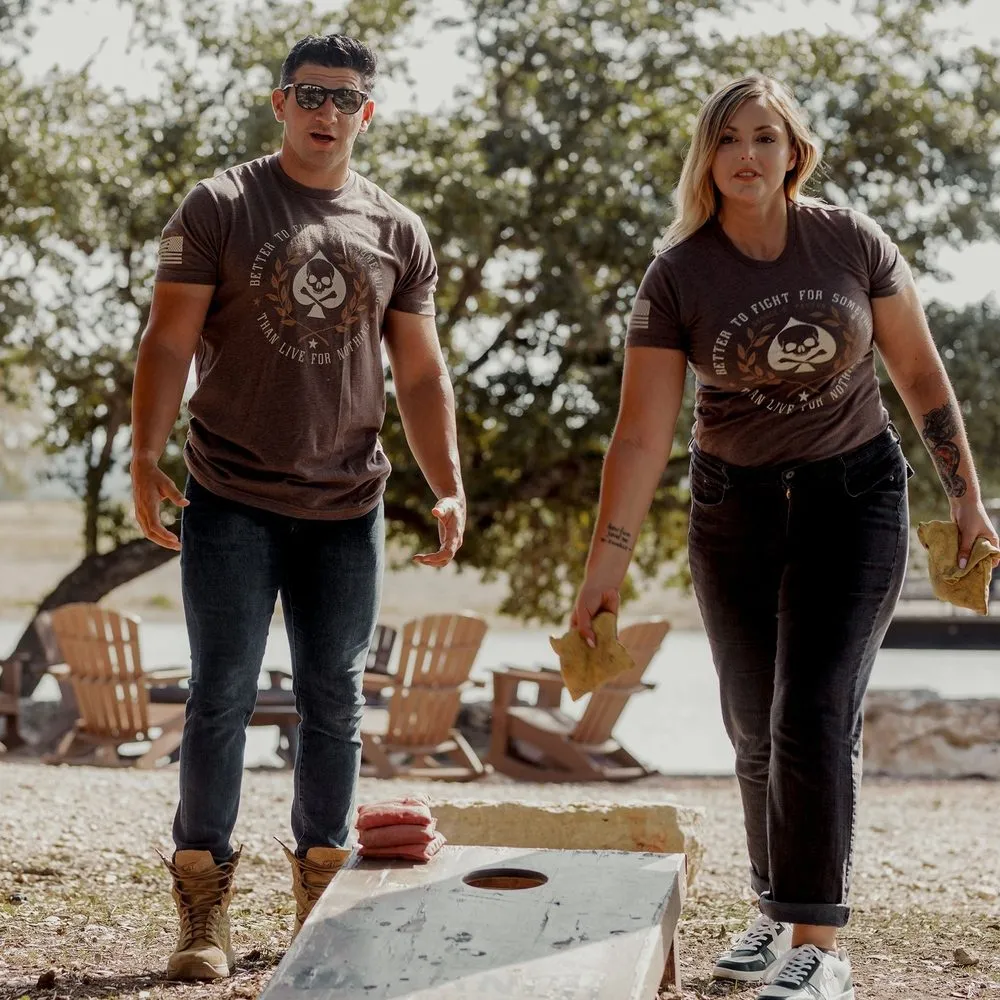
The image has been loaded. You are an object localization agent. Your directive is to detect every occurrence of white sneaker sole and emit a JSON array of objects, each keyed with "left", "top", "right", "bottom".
[
  {"left": 759, "top": 987, "right": 854, "bottom": 999},
  {"left": 711, "top": 963, "right": 772, "bottom": 983}
]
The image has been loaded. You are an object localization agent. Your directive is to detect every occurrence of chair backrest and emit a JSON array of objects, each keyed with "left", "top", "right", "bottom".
[
  {"left": 33, "top": 611, "right": 66, "bottom": 667},
  {"left": 385, "top": 613, "right": 488, "bottom": 747},
  {"left": 571, "top": 617, "right": 671, "bottom": 745},
  {"left": 46, "top": 604, "right": 152, "bottom": 740},
  {"left": 365, "top": 623, "right": 397, "bottom": 675}
]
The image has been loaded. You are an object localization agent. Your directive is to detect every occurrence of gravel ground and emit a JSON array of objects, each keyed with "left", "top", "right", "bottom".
[{"left": 1, "top": 761, "right": 999, "bottom": 999}]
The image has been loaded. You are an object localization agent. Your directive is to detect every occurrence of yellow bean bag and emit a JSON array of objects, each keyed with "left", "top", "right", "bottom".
[{"left": 916, "top": 520, "right": 1000, "bottom": 616}]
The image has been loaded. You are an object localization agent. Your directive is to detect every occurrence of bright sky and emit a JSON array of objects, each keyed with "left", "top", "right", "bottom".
[{"left": 17, "top": 0, "right": 1000, "bottom": 307}]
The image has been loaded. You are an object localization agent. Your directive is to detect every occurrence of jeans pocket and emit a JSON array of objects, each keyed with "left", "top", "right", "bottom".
[
  {"left": 690, "top": 459, "right": 728, "bottom": 507},
  {"left": 841, "top": 445, "right": 908, "bottom": 498}
]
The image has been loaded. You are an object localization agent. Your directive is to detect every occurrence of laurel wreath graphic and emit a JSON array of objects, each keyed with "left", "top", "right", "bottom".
[
  {"left": 736, "top": 322, "right": 779, "bottom": 384},
  {"left": 267, "top": 255, "right": 302, "bottom": 329},
  {"left": 264, "top": 252, "right": 371, "bottom": 349},
  {"left": 321, "top": 274, "right": 369, "bottom": 346},
  {"left": 735, "top": 303, "right": 857, "bottom": 402}
]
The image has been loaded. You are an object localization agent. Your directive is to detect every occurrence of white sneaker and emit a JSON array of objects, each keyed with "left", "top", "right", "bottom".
[
  {"left": 758, "top": 943, "right": 855, "bottom": 999},
  {"left": 712, "top": 914, "right": 793, "bottom": 983}
]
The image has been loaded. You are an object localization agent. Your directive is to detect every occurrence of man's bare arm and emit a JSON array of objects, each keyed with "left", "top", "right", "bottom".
[
  {"left": 130, "top": 281, "right": 213, "bottom": 550},
  {"left": 383, "top": 309, "right": 464, "bottom": 567}
]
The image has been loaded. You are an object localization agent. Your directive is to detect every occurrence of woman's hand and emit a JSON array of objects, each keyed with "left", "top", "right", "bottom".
[
  {"left": 570, "top": 584, "right": 621, "bottom": 648},
  {"left": 951, "top": 498, "right": 1000, "bottom": 570}
]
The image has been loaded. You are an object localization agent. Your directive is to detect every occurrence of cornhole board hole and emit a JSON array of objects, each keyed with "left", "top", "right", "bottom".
[{"left": 260, "top": 845, "right": 686, "bottom": 1000}]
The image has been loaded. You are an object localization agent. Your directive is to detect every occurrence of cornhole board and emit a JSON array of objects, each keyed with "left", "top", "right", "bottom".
[{"left": 260, "top": 845, "right": 686, "bottom": 1000}]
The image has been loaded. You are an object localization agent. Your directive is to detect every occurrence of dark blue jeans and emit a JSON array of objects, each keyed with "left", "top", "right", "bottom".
[
  {"left": 173, "top": 476, "right": 384, "bottom": 863},
  {"left": 687, "top": 426, "right": 910, "bottom": 928}
]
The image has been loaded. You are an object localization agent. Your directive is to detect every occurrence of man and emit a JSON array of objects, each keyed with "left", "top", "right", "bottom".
[{"left": 130, "top": 33, "right": 465, "bottom": 980}]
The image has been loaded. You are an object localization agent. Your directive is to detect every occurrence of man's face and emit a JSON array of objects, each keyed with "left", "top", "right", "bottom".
[{"left": 271, "top": 63, "right": 375, "bottom": 175}]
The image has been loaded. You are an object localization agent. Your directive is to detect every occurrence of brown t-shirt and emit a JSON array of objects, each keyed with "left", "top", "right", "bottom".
[
  {"left": 155, "top": 154, "right": 437, "bottom": 518},
  {"left": 625, "top": 202, "right": 913, "bottom": 466}
]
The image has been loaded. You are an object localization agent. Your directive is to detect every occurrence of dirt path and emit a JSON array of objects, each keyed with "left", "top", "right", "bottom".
[{"left": 1, "top": 762, "right": 998, "bottom": 999}]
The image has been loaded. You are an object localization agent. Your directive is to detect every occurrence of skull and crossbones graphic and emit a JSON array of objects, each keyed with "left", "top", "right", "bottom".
[
  {"left": 292, "top": 251, "right": 347, "bottom": 318},
  {"left": 766, "top": 317, "right": 837, "bottom": 373}
]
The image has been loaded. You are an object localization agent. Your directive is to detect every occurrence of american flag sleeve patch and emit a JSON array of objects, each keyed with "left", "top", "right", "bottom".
[
  {"left": 159, "top": 235, "right": 184, "bottom": 266},
  {"left": 629, "top": 298, "right": 651, "bottom": 330}
]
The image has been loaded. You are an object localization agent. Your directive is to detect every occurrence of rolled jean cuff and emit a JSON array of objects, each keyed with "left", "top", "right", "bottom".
[
  {"left": 750, "top": 867, "right": 770, "bottom": 899},
  {"left": 758, "top": 891, "right": 851, "bottom": 928}
]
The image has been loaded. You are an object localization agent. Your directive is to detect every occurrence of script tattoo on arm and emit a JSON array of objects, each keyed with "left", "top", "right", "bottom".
[
  {"left": 600, "top": 522, "right": 633, "bottom": 553},
  {"left": 921, "top": 402, "right": 968, "bottom": 498}
]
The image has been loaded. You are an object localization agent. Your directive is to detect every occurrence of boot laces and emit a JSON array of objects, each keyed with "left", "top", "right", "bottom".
[
  {"left": 296, "top": 852, "right": 340, "bottom": 902},
  {"left": 162, "top": 852, "right": 238, "bottom": 948}
]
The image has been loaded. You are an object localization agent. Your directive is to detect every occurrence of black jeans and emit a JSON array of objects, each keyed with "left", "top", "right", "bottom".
[
  {"left": 173, "top": 477, "right": 384, "bottom": 863},
  {"left": 687, "top": 426, "right": 910, "bottom": 927}
]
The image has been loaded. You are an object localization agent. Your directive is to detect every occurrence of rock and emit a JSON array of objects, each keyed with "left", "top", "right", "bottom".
[
  {"left": 430, "top": 799, "right": 704, "bottom": 886},
  {"left": 863, "top": 689, "right": 1000, "bottom": 779},
  {"left": 954, "top": 947, "right": 979, "bottom": 967},
  {"left": 455, "top": 698, "right": 493, "bottom": 757}
]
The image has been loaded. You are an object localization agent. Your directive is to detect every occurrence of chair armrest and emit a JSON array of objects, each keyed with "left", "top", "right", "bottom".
[
  {"left": 144, "top": 667, "right": 192, "bottom": 686},
  {"left": 602, "top": 682, "right": 654, "bottom": 697},
  {"left": 362, "top": 672, "right": 395, "bottom": 694},
  {"left": 491, "top": 665, "right": 565, "bottom": 688},
  {"left": 0, "top": 655, "right": 23, "bottom": 697}
]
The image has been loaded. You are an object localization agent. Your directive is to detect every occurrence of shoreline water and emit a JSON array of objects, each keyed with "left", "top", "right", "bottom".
[{"left": 5, "top": 616, "right": 1000, "bottom": 775}]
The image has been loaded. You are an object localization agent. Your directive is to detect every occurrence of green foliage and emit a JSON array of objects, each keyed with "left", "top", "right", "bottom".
[
  {"left": 365, "top": 0, "right": 1000, "bottom": 618},
  {"left": 882, "top": 299, "right": 1000, "bottom": 521},
  {"left": 1, "top": 0, "right": 999, "bottom": 620}
]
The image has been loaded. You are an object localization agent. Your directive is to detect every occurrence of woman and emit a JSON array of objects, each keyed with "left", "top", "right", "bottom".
[{"left": 571, "top": 75, "right": 999, "bottom": 1000}]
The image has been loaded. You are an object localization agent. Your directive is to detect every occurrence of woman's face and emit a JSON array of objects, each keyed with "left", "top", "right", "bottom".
[{"left": 710, "top": 96, "right": 797, "bottom": 209}]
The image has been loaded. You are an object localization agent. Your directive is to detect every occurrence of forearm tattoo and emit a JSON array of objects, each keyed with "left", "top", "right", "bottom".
[
  {"left": 601, "top": 522, "right": 633, "bottom": 553},
  {"left": 921, "top": 402, "right": 968, "bottom": 498}
]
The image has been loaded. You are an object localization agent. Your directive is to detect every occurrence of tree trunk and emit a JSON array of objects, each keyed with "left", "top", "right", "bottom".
[{"left": 11, "top": 532, "right": 179, "bottom": 697}]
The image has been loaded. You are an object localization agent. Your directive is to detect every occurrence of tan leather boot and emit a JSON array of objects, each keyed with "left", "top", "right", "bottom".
[
  {"left": 279, "top": 840, "right": 352, "bottom": 939},
  {"left": 161, "top": 847, "right": 241, "bottom": 980}
]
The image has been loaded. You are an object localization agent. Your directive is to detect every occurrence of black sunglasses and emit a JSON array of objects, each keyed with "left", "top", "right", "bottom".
[{"left": 282, "top": 83, "right": 369, "bottom": 115}]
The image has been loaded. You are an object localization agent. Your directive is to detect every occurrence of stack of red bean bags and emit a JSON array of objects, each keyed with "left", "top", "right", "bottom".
[{"left": 356, "top": 796, "right": 447, "bottom": 862}]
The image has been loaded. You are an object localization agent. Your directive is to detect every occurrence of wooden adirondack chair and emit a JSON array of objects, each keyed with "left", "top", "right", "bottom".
[
  {"left": 488, "top": 617, "right": 671, "bottom": 782},
  {"left": 42, "top": 604, "right": 189, "bottom": 768},
  {"left": 360, "top": 613, "right": 488, "bottom": 781},
  {"left": 0, "top": 653, "right": 25, "bottom": 751},
  {"left": 258, "top": 622, "right": 400, "bottom": 765}
]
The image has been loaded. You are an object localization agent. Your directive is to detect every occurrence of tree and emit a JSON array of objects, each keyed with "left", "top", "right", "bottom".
[
  {"left": 3, "top": 0, "right": 999, "bottom": 691},
  {"left": 365, "top": 0, "right": 1000, "bottom": 617},
  {"left": 883, "top": 298, "right": 1000, "bottom": 521},
  {"left": 0, "top": 0, "right": 421, "bottom": 688}
]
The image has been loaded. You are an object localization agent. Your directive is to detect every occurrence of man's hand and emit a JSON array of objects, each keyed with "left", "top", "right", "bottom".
[
  {"left": 131, "top": 459, "right": 188, "bottom": 551},
  {"left": 412, "top": 495, "right": 465, "bottom": 567}
]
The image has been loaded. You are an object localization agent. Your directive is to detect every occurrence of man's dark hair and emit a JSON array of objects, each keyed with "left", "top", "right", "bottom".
[{"left": 280, "top": 34, "right": 378, "bottom": 91}]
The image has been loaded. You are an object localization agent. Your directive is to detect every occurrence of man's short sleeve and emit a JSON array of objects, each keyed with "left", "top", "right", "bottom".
[
  {"left": 389, "top": 218, "right": 438, "bottom": 316},
  {"left": 853, "top": 211, "right": 913, "bottom": 299},
  {"left": 625, "top": 255, "right": 688, "bottom": 351},
  {"left": 155, "top": 182, "right": 222, "bottom": 285}
]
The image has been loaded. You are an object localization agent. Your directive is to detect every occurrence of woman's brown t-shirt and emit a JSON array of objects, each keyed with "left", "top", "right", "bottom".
[{"left": 626, "top": 202, "right": 913, "bottom": 466}]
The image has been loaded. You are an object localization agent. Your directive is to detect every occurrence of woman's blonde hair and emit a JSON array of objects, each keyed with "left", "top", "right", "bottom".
[{"left": 660, "top": 75, "right": 822, "bottom": 250}]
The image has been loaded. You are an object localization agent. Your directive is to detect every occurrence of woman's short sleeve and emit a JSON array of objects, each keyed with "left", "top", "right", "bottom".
[
  {"left": 853, "top": 211, "right": 913, "bottom": 299},
  {"left": 625, "top": 255, "right": 688, "bottom": 351}
]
